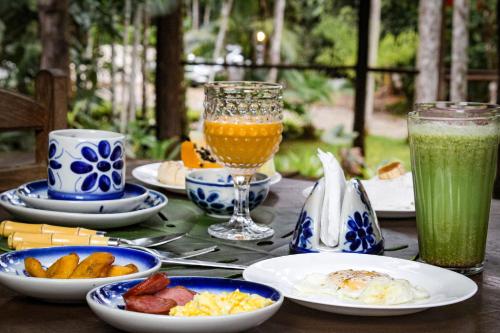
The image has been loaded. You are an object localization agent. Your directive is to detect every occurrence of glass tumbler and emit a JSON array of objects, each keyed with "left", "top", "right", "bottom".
[{"left": 409, "top": 102, "right": 499, "bottom": 275}]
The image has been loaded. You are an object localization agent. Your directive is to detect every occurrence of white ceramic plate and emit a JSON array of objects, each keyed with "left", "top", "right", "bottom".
[
  {"left": 243, "top": 253, "right": 477, "bottom": 316},
  {"left": 0, "top": 189, "right": 167, "bottom": 229},
  {"left": 0, "top": 246, "right": 161, "bottom": 302},
  {"left": 87, "top": 276, "right": 284, "bottom": 333},
  {"left": 302, "top": 173, "right": 415, "bottom": 219},
  {"left": 17, "top": 180, "right": 149, "bottom": 214},
  {"left": 132, "top": 162, "right": 282, "bottom": 195}
]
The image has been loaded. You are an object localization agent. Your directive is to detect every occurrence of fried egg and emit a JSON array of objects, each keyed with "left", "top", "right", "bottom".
[{"left": 294, "top": 269, "right": 429, "bottom": 305}]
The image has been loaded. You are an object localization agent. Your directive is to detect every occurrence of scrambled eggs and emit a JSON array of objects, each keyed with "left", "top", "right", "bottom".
[{"left": 169, "top": 290, "right": 273, "bottom": 316}]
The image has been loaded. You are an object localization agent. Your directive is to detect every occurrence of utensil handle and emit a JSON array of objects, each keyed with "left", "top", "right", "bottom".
[
  {"left": 15, "top": 242, "right": 53, "bottom": 250},
  {"left": 161, "top": 258, "right": 247, "bottom": 270},
  {"left": 0, "top": 220, "right": 102, "bottom": 237},
  {"left": 7, "top": 232, "right": 109, "bottom": 249}
]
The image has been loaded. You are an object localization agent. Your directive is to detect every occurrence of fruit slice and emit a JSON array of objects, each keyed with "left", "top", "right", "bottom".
[{"left": 181, "top": 140, "right": 221, "bottom": 169}]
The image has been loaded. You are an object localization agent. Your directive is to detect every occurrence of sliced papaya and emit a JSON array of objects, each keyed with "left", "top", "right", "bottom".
[{"left": 181, "top": 140, "right": 221, "bottom": 169}]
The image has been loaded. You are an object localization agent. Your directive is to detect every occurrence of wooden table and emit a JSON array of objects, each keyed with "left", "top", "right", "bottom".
[{"left": 1, "top": 178, "right": 499, "bottom": 333}]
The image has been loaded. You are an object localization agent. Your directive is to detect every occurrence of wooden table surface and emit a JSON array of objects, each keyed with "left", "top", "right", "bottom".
[{"left": 0, "top": 177, "right": 499, "bottom": 333}]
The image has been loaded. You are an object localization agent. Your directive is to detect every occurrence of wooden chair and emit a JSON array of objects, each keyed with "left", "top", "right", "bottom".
[{"left": 0, "top": 69, "right": 67, "bottom": 191}]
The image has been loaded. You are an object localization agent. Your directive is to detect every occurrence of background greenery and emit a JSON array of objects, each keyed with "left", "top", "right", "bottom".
[{"left": 0, "top": 0, "right": 497, "bottom": 179}]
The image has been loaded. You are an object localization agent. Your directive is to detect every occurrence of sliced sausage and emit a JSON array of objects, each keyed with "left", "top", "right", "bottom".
[
  {"left": 155, "top": 286, "right": 196, "bottom": 306},
  {"left": 123, "top": 273, "right": 170, "bottom": 298},
  {"left": 125, "top": 295, "right": 177, "bottom": 314}
]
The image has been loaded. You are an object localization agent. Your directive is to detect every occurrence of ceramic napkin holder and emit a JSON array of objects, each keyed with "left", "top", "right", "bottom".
[{"left": 290, "top": 152, "right": 384, "bottom": 254}]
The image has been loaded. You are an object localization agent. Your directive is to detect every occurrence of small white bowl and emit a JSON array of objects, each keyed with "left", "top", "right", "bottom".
[
  {"left": 87, "top": 276, "right": 284, "bottom": 333},
  {"left": 0, "top": 246, "right": 161, "bottom": 302}
]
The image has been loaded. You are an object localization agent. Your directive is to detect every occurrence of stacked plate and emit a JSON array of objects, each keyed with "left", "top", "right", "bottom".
[{"left": 0, "top": 180, "right": 168, "bottom": 229}]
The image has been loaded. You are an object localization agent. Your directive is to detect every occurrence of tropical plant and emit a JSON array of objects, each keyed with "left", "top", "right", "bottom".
[{"left": 127, "top": 120, "right": 180, "bottom": 160}]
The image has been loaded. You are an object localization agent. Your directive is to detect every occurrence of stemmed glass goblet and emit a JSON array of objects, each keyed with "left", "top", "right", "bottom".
[{"left": 203, "top": 81, "right": 283, "bottom": 241}]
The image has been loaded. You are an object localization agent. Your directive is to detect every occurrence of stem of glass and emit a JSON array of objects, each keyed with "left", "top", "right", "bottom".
[{"left": 230, "top": 174, "right": 253, "bottom": 227}]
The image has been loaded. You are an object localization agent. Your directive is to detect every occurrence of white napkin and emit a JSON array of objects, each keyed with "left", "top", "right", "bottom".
[{"left": 317, "top": 149, "right": 346, "bottom": 247}]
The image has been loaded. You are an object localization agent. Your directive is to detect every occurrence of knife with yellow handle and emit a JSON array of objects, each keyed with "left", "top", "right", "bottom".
[
  {"left": 0, "top": 221, "right": 104, "bottom": 237},
  {"left": 14, "top": 242, "right": 58, "bottom": 250},
  {"left": 7, "top": 232, "right": 185, "bottom": 249},
  {"left": 8, "top": 232, "right": 110, "bottom": 249}
]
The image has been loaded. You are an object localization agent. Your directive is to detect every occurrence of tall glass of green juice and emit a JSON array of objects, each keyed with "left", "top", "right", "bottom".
[{"left": 409, "top": 102, "right": 499, "bottom": 275}]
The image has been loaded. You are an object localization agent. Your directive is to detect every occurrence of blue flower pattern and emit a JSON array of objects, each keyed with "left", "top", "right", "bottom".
[
  {"left": 70, "top": 140, "right": 124, "bottom": 193},
  {"left": 291, "top": 209, "right": 314, "bottom": 251},
  {"left": 47, "top": 141, "right": 63, "bottom": 187},
  {"left": 344, "top": 211, "right": 378, "bottom": 253},
  {"left": 188, "top": 187, "right": 266, "bottom": 215}
]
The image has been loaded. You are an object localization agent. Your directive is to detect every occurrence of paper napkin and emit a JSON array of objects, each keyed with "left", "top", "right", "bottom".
[{"left": 317, "top": 149, "right": 346, "bottom": 247}]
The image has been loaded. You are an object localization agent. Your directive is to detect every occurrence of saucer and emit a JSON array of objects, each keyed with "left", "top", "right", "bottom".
[
  {"left": 132, "top": 162, "right": 282, "bottom": 195},
  {"left": 0, "top": 189, "right": 167, "bottom": 229},
  {"left": 17, "top": 180, "right": 149, "bottom": 214}
]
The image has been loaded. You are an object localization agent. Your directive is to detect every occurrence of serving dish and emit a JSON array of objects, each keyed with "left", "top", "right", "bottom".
[
  {"left": 243, "top": 252, "right": 477, "bottom": 316},
  {"left": 17, "top": 180, "right": 149, "bottom": 214},
  {"left": 0, "top": 189, "right": 167, "bottom": 229},
  {"left": 87, "top": 276, "right": 283, "bottom": 333},
  {"left": 132, "top": 162, "right": 281, "bottom": 194},
  {"left": 0, "top": 246, "right": 161, "bottom": 302},
  {"left": 302, "top": 173, "right": 415, "bottom": 219}
]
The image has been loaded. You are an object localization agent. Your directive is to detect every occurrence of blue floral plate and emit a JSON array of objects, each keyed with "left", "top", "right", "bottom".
[
  {"left": 17, "top": 180, "right": 149, "bottom": 214},
  {"left": 0, "top": 246, "right": 161, "bottom": 302},
  {"left": 0, "top": 188, "right": 167, "bottom": 229},
  {"left": 87, "top": 276, "right": 283, "bottom": 333}
]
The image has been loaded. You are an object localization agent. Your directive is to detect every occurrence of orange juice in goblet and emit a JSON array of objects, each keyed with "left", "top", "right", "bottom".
[
  {"left": 203, "top": 82, "right": 283, "bottom": 240},
  {"left": 204, "top": 121, "right": 283, "bottom": 170}
]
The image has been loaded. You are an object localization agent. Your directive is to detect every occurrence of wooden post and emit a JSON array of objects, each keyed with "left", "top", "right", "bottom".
[
  {"left": 155, "top": 2, "right": 186, "bottom": 140},
  {"left": 35, "top": 69, "right": 68, "bottom": 131},
  {"left": 493, "top": 0, "right": 500, "bottom": 199},
  {"left": 37, "top": 0, "right": 69, "bottom": 75},
  {"left": 353, "top": 0, "right": 371, "bottom": 152}
]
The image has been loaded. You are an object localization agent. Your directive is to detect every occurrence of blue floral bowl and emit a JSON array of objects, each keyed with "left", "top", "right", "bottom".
[
  {"left": 48, "top": 129, "right": 125, "bottom": 200},
  {"left": 186, "top": 169, "right": 270, "bottom": 218}
]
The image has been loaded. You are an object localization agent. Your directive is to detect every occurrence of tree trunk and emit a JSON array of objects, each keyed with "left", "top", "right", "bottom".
[
  {"left": 209, "top": 0, "right": 233, "bottom": 82},
  {"left": 364, "top": 0, "right": 381, "bottom": 130},
  {"left": 267, "top": 0, "right": 286, "bottom": 83},
  {"left": 450, "top": 0, "right": 469, "bottom": 101},
  {"left": 128, "top": 4, "right": 143, "bottom": 124},
  {"left": 155, "top": 2, "right": 185, "bottom": 139},
  {"left": 111, "top": 42, "right": 116, "bottom": 117},
  {"left": 37, "top": 0, "right": 69, "bottom": 75},
  {"left": 415, "top": 0, "right": 443, "bottom": 103},
  {"left": 203, "top": 1, "right": 211, "bottom": 27},
  {"left": 141, "top": 5, "right": 149, "bottom": 119},
  {"left": 192, "top": 0, "right": 199, "bottom": 30},
  {"left": 120, "top": 0, "right": 131, "bottom": 133}
]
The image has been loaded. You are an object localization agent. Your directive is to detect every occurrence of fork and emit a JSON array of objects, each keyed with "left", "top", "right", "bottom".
[{"left": 125, "top": 245, "right": 218, "bottom": 259}]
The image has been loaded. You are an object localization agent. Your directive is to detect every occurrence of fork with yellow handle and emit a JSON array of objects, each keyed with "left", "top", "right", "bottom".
[
  {"left": 7, "top": 231, "right": 185, "bottom": 249},
  {"left": 0, "top": 220, "right": 104, "bottom": 237}
]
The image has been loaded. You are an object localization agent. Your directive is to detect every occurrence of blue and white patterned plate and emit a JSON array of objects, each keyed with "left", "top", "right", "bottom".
[
  {"left": 0, "top": 189, "right": 167, "bottom": 229},
  {"left": 87, "top": 276, "right": 283, "bottom": 333},
  {"left": 17, "top": 180, "right": 149, "bottom": 214},
  {"left": 0, "top": 246, "right": 161, "bottom": 302}
]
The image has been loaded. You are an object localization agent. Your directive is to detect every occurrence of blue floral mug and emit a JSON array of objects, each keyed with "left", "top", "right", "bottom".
[{"left": 47, "top": 129, "right": 126, "bottom": 200}]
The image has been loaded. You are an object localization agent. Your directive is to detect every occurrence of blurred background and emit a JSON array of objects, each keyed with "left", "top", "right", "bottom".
[{"left": 0, "top": 0, "right": 497, "bottom": 180}]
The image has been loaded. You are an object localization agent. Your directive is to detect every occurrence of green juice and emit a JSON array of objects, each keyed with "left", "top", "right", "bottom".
[{"left": 409, "top": 122, "right": 499, "bottom": 269}]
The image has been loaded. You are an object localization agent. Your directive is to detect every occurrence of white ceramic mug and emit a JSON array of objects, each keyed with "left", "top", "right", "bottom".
[{"left": 47, "top": 129, "right": 126, "bottom": 200}]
